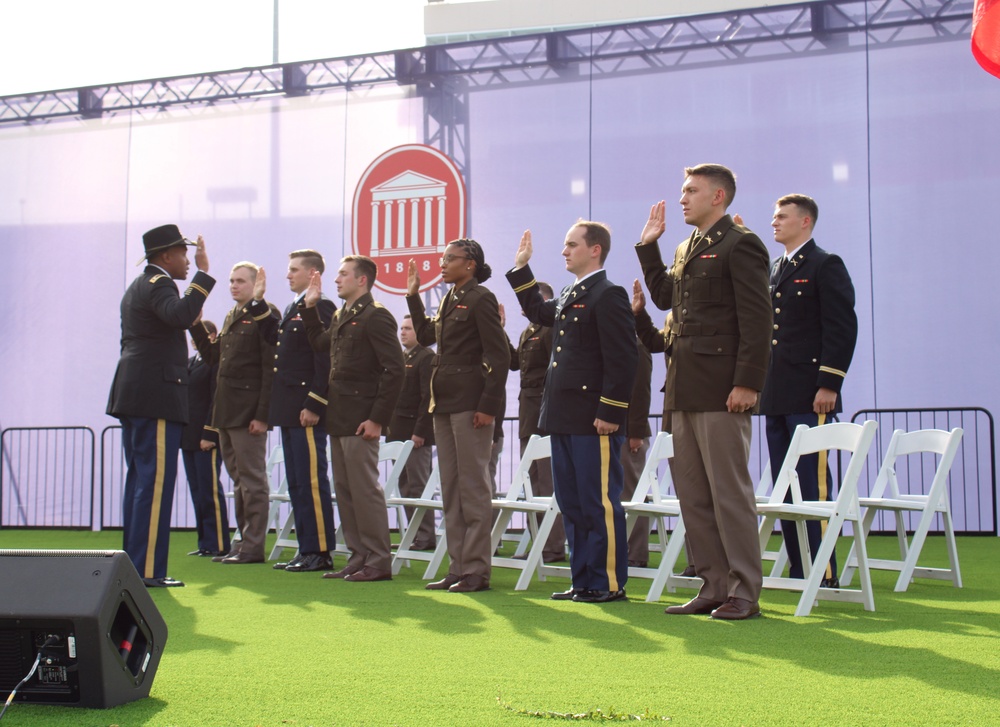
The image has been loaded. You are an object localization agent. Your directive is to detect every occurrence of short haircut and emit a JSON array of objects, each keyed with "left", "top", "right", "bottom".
[
  {"left": 202, "top": 320, "right": 218, "bottom": 336},
  {"left": 289, "top": 249, "right": 325, "bottom": 275},
  {"left": 402, "top": 314, "right": 412, "bottom": 320},
  {"left": 574, "top": 220, "right": 612, "bottom": 265},
  {"left": 341, "top": 255, "right": 377, "bottom": 291},
  {"left": 537, "top": 281, "right": 554, "bottom": 300},
  {"left": 231, "top": 261, "right": 259, "bottom": 281},
  {"left": 684, "top": 163, "right": 737, "bottom": 208},
  {"left": 776, "top": 194, "right": 819, "bottom": 226}
]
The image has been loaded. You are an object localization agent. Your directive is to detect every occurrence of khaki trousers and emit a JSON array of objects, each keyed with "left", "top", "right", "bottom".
[
  {"left": 219, "top": 427, "right": 269, "bottom": 559},
  {"left": 669, "top": 411, "right": 762, "bottom": 602},
  {"left": 434, "top": 412, "right": 493, "bottom": 580},
  {"left": 329, "top": 435, "right": 392, "bottom": 571}
]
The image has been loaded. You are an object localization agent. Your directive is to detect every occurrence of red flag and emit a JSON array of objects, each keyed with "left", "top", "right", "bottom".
[{"left": 973, "top": 0, "right": 1000, "bottom": 78}]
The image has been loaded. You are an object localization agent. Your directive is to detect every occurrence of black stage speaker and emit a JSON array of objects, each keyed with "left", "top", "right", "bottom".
[{"left": 0, "top": 550, "right": 168, "bottom": 708}]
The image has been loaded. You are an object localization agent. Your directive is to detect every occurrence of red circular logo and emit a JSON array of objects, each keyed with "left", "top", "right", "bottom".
[{"left": 352, "top": 144, "right": 467, "bottom": 295}]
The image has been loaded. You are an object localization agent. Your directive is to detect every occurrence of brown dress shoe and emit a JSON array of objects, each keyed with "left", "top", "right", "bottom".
[
  {"left": 679, "top": 565, "right": 698, "bottom": 577},
  {"left": 212, "top": 551, "right": 238, "bottom": 563},
  {"left": 322, "top": 565, "right": 361, "bottom": 580},
  {"left": 221, "top": 553, "right": 264, "bottom": 564},
  {"left": 664, "top": 597, "right": 725, "bottom": 615},
  {"left": 449, "top": 574, "right": 490, "bottom": 593},
  {"left": 710, "top": 597, "right": 761, "bottom": 620},
  {"left": 344, "top": 566, "right": 392, "bottom": 582},
  {"left": 426, "top": 574, "right": 462, "bottom": 590}
]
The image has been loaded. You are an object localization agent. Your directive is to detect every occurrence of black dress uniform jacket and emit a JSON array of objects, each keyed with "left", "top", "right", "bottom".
[
  {"left": 509, "top": 321, "right": 553, "bottom": 440},
  {"left": 759, "top": 239, "right": 857, "bottom": 416},
  {"left": 107, "top": 266, "right": 215, "bottom": 423},
  {"left": 636, "top": 214, "right": 772, "bottom": 412},
  {"left": 388, "top": 345, "right": 435, "bottom": 445},
  {"left": 250, "top": 296, "right": 336, "bottom": 427},
  {"left": 180, "top": 354, "right": 219, "bottom": 450},
  {"left": 507, "top": 266, "right": 637, "bottom": 435},
  {"left": 191, "top": 302, "right": 279, "bottom": 428},
  {"left": 302, "top": 292, "right": 404, "bottom": 437},
  {"left": 406, "top": 278, "right": 509, "bottom": 417}
]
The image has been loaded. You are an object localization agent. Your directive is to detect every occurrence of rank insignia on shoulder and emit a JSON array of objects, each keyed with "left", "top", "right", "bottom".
[
  {"left": 372, "top": 302, "right": 384, "bottom": 308},
  {"left": 149, "top": 274, "right": 166, "bottom": 283}
]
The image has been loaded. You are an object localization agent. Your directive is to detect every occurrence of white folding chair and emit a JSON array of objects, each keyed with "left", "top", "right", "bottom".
[
  {"left": 389, "top": 463, "right": 449, "bottom": 578},
  {"left": 378, "top": 439, "right": 415, "bottom": 530},
  {"left": 757, "top": 420, "right": 878, "bottom": 616},
  {"left": 622, "top": 432, "right": 701, "bottom": 602},
  {"left": 755, "top": 460, "right": 789, "bottom": 577},
  {"left": 490, "top": 435, "right": 568, "bottom": 590},
  {"left": 841, "top": 427, "right": 964, "bottom": 592}
]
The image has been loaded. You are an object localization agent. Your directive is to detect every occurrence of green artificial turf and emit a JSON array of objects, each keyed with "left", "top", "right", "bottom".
[{"left": 0, "top": 529, "right": 997, "bottom": 726}]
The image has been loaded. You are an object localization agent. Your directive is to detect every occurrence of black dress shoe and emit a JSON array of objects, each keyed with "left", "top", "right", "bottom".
[
  {"left": 285, "top": 553, "right": 333, "bottom": 573},
  {"left": 550, "top": 587, "right": 585, "bottom": 601},
  {"left": 411, "top": 541, "right": 437, "bottom": 551},
  {"left": 188, "top": 549, "right": 205, "bottom": 556},
  {"left": 664, "top": 596, "right": 724, "bottom": 615},
  {"left": 820, "top": 577, "right": 841, "bottom": 589},
  {"left": 273, "top": 553, "right": 304, "bottom": 571},
  {"left": 212, "top": 551, "right": 238, "bottom": 562},
  {"left": 573, "top": 589, "right": 627, "bottom": 603},
  {"left": 143, "top": 576, "right": 185, "bottom": 588}
]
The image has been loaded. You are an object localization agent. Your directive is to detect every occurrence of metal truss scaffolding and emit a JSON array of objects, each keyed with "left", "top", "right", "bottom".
[{"left": 0, "top": 0, "right": 972, "bottom": 126}]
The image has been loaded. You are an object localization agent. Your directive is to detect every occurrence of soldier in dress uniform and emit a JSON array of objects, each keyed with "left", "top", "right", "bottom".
[
  {"left": 181, "top": 319, "right": 230, "bottom": 558},
  {"left": 107, "top": 224, "right": 215, "bottom": 587},
  {"left": 406, "top": 239, "right": 509, "bottom": 594},
  {"left": 302, "top": 255, "right": 404, "bottom": 583},
  {"left": 507, "top": 221, "right": 637, "bottom": 604},
  {"left": 249, "top": 251, "right": 338, "bottom": 573},
  {"left": 191, "top": 262, "right": 279, "bottom": 565},
  {"left": 758, "top": 194, "right": 858, "bottom": 587},
  {"left": 636, "top": 164, "right": 772, "bottom": 620},
  {"left": 387, "top": 315, "right": 436, "bottom": 551},
  {"left": 507, "top": 283, "right": 567, "bottom": 563}
]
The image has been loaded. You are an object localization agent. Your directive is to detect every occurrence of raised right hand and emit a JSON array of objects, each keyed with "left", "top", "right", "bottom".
[
  {"left": 407, "top": 259, "right": 421, "bottom": 296},
  {"left": 631, "top": 279, "right": 646, "bottom": 315},
  {"left": 303, "top": 270, "right": 321, "bottom": 308},
  {"left": 253, "top": 266, "right": 266, "bottom": 301},
  {"left": 194, "top": 235, "right": 209, "bottom": 272},
  {"left": 514, "top": 230, "right": 533, "bottom": 269},
  {"left": 639, "top": 201, "right": 666, "bottom": 245}
]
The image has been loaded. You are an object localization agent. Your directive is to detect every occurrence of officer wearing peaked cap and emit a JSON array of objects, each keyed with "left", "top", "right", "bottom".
[{"left": 107, "top": 224, "right": 216, "bottom": 587}]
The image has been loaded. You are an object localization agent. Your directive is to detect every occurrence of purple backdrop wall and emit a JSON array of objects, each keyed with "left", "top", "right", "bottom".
[{"left": 2, "top": 28, "right": 998, "bottom": 529}]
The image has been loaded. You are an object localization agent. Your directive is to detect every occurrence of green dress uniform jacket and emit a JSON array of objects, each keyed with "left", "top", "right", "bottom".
[
  {"left": 406, "top": 278, "right": 509, "bottom": 417},
  {"left": 192, "top": 302, "right": 279, "bottom": 428},
  {"left": 388, "top": 344, "right": 435, "bottom": 445},
  {"left": 509, "top": 321, "right": 552, "bottom": 440},
  {"left": 302, "top": 292, "right": 404, "bottom": 437},
  {"left": 636, "top": 214, "right": 772, "bottom": 412}
]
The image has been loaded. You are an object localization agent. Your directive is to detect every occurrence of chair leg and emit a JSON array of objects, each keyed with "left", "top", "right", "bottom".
[
  {"left": 648, "top": 518, "right": 688, "bottom": 603},
  {"left": 942, "top": 506, "right": 963, "bottom": 588}
]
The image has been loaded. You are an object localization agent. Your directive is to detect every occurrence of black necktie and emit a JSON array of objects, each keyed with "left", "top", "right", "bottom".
[{"left": 777, "top": 257, "right": 788, "bottom": 276}]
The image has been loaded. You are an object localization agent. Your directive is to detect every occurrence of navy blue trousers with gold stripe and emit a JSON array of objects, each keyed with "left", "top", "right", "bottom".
[
  {"left": 121, "top": 416, "right": 181, "bottom": 580},
  {"left": 282, "top": 425, "right": 336, "bottom": 555},
  {"left": 766, "top": 412, "right": 838, "bottom": 580},
  {"left": 182, "top": 448, "right": 231, "bottom": 554},
  {"left": 551, "top": 433, "right": 628, "bottom": 592}
]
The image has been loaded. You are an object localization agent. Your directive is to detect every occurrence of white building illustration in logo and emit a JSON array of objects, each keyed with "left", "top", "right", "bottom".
[{"left": 369, "top": 170, "right": 448, "bottom": 257}]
